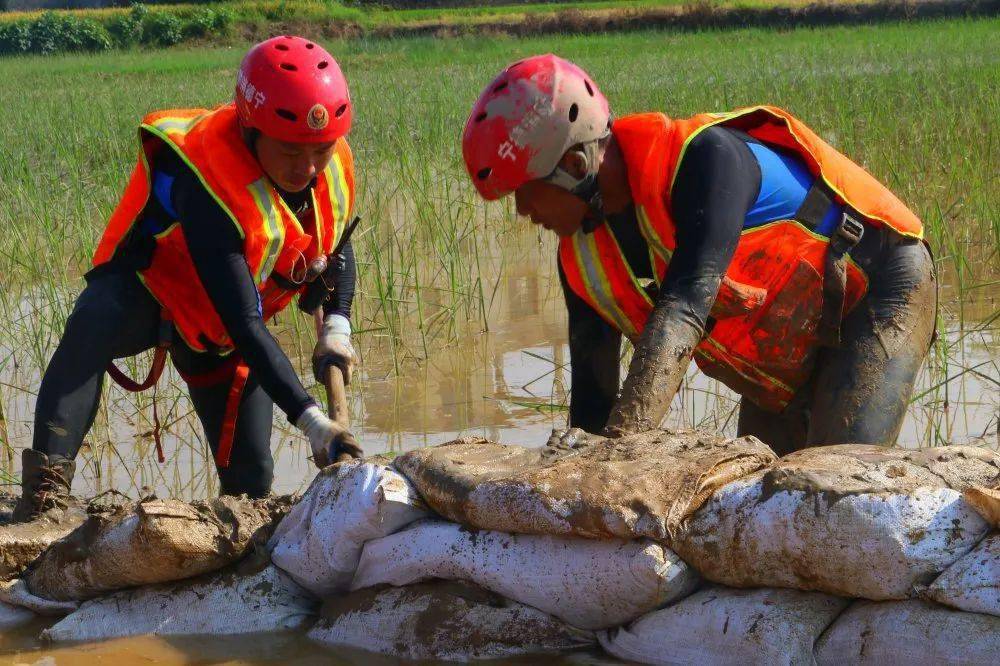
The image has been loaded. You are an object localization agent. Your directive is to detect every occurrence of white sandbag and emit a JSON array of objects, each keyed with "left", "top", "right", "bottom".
[
  {"left": 599, "top": 586, "right": 849, "bottom": 666},
  {"left": 814, "top": 599, "right": 1000, "bottom": 665},
  {"left": 309, "top": 580, "right": 596, "bottom": 660},
  {"left": 0, "top": 600, "right": 35, "bottom": 630},
  {"left": 673, "top": 445, "right": 998, "bottom": 599},
  {"left": 42, "top": 563, "right": 317, "bottom": 642},
  {"left": 353, "top": 520, "right": 699, "bottom": 630},
  {"left": 269, "top": 461, "right": 430, "bottom": 596},
  {"left": 0, "top": 579, "right": 77, "bottom": 616},
  {"left": 925, "top": 533, "right": 999, "bottom": 617}
]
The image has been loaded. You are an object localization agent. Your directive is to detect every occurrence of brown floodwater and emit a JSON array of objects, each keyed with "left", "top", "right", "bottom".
[{"left": 0, "top": 250, "right": 997, "bottom": 664}]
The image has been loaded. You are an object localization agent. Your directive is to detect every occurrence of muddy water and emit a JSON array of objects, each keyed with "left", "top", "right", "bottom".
[{"left": 0, "top": 249, "right": 997, "bottom": 664}]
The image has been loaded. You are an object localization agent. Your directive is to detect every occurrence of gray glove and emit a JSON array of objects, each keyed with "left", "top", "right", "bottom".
[
  {"left": 296, "top": 405, "right": 356, "bottom": 468},
  {"left": 312, "top": 314, "right": 357, "bottom": 385}
]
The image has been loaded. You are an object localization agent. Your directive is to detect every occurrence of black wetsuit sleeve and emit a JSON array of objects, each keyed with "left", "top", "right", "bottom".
[
  {"left": 171, "top": 168, "right": 316, "bottom": 424},
  {"left": 558, "top": 262, "right": 622, "bottom": 433},
  {"left": 605, "top": 126, "right": 760, "bottom": 435},
  {"left": 322, "top": 238, "right": 356, "bottom": 320}
]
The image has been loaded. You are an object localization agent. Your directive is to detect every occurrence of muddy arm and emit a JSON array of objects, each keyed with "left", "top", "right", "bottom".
[{"left": 603, "top": 127, "right": 759, "bottom": 437}]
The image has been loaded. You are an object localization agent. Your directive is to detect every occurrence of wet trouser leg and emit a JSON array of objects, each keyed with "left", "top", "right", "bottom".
[
  {"left": 738, "top": 238, "right": 936, "bottom": 456},
  {"left": 170, "top": 345, "right": 275, "bottom": 498},
  {"left": 33, "top": 270, "right": 159, "bottom": 458}
]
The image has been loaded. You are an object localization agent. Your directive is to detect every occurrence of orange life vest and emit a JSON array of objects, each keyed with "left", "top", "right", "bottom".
[
  {"left": 559, "top": 106, "right": 922, "bottom": 412},
  {"left": 93, "top": 104, "right": 355, "bottom": 354}
]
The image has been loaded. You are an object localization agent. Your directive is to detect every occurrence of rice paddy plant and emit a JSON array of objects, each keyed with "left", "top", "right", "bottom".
[{"left": 0, "top": 16, "right": 997, "bottom": 497}]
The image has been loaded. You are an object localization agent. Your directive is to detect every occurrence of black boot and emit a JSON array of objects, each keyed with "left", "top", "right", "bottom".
[{"left": 11, "top": 449, "right": 76, "bottom": 523}]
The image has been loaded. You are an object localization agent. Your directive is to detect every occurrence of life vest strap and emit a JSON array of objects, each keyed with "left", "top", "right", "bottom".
[
  {"left": 106, "top": 310, "right": 173, "bottom": 463},
  {"left": 175, "top": 355, "right": 249, "bottom": 469}
]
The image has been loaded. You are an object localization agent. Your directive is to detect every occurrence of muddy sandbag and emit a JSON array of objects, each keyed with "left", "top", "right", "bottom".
[
  {"left": 42, "top": 561, "right": 316, "bottom": 642},
  {"left": 0, "top": 502, "right": 86, "bottom": 580},
  {"left": 352, "top": 520, "right": 699, "bottom": 630},
  {"left": 964, "top": 485, "right": 1000, "bottom": 527},
  {"left": 26, "top": 495, "right": 291, "bottom": 602},
  {"left": 599, "top": 586, "right": 849, "bottom": 666},
  {"left": 310, "top": 580, "right": 595, "bottom": 660},
  {"left": 814, "top": 599, "right": 1000, "bottom": 665},
  {"left": 269, "top": 461, "right": 429, "bottom": 596},
  {"left": 394, "top": 431, "right": 775, "bottom": 543},
  {"left": 925, "top": 533, "right": 999, "bottom": 617},
  {"left": 673, "top": 445, "right": 999, "bottom": 599},
  {"left": 0, "top": 578, "right": 77, "bottom": 617}
]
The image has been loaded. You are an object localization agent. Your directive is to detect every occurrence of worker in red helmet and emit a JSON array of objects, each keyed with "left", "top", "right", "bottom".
[
  {"left": 14, "top": 37, "right": 361, "bottom": 522},
  {"left": 463, "top": 55, "right": 935, "bottom": 453}
]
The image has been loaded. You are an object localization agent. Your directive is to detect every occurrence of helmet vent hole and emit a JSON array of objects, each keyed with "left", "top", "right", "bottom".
[
  {"left": 318, "top": 61, "right": 329, "bottom": 70},
  {"left": 568, "top": 103, "right": 579, "bottom": 122},
  {"left": 276, "top": 109, "right": 298, "bottom": 122},
  {"left": 280, "top": 63, "right": 298, "bottom": 71},
  {"left": 584, "top": 80, "right": 594, "bottom": 96},
  {"left": 275, "top": 44, "right": 289, "bottom": 51},
  {"left": 493, "top": 81, "right": 507, "bottom": 93},
  {"left": 476, "top": 167, "right": 492, "bottom": 181},
  {"left": 474, "top": 111, "right": 487, "bottom": 122},
  {"left": 335, "top": 104, "right": 348, "bottom": 118},
  {"left": 305, "top": 43, "right": 315, "bottom": 49}
]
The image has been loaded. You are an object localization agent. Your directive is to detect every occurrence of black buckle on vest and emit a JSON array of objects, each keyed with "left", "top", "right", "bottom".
[{"left": 831, "top": 212, "right": 864, "bottom": 257}]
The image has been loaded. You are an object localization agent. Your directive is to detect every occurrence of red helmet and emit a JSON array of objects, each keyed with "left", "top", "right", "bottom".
[
  {"left": 235, "top": 36, "right": 352, "bottom": 144},
  {"left": 462, "top": 54, "right": 611, "bottom": 201}
]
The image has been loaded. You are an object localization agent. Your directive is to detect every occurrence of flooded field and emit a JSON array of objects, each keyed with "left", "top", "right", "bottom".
[{"left": 0, "top": 15, "right": 998, "bottom": 666}]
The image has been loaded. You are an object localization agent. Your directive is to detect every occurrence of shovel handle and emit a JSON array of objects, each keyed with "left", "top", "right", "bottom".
[{"left": 313, "top": 310, "right": 358, "bottom": 464}]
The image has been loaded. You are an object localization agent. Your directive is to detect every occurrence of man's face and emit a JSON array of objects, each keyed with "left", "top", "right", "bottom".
[
  {"left": 513, "top": 179, "right": 588, "bottom": 238},
  {"left": 255, "top": 134, "right": 337, "bottom": 193}
]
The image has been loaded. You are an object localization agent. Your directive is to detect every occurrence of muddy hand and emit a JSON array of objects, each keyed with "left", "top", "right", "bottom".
[
  {"left": 331, "top": 430, "right": 364, "bottom": 463},
  {"left": 296, "top": 405, "right": 351, "bottom": 469},
  {"left": 546, "top": 427, "right": 598, "bottom": 450}
]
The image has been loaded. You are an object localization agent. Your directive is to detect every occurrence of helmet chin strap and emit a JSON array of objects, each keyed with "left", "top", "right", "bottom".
[{"left": 546, "top": 137, "right": 607, "bottom": 234}]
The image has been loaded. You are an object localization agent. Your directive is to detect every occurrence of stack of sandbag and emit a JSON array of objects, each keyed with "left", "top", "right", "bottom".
[
  {"left": 42, "top": 557, "right": 317, "bottom": 642},
  {"left": 394, "top": 430, "right": 776, "bottom": 542},
  {"left": 309, "top": 580, "right": 596, "bottom": 660},
  {"left": 672, "top": 445, "right": 1000, "bottom": 599},
  {"left": 353, "top": 519, "right": 698, "bottom": 630},
  {"left": 268, "top": 460, "right": 430, "bottom": 596},
  {"left": 599, "top": 586, "right": 850, "bottom": 665},
  {"left": 24, "top": 494, "right": 291, "bottom": 602}
]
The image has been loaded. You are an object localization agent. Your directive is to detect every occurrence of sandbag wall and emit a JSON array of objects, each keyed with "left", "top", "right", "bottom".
[{"left": 1, "top": 431, "right": 998, "bottom": 665}]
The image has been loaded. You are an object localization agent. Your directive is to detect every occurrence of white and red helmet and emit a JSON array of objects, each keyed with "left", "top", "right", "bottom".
[
  {"left": 462, "top": 54, "right": 611, "bottom": 201},
  {"left": 235, "top": 36, "right": 352, "bottom": 143}
]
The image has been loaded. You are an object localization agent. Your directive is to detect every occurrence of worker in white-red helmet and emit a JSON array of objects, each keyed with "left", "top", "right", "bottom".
[
  {"left": 15, "top": 36, "right": 362, "bottom": 522},
  {"left": 463, "top": 54, "right": 934, "bottom": 455}
]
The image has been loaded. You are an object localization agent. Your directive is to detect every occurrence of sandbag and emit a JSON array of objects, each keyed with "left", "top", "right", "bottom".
[
  {"left": 964, "top": 485, "right": 1000, "bottom": 527},
  {"left": 814, "top": 599, "right": 1000, "bottom": 665},
  {"left": 27, "top": 495, "right": 291, "bottom": 602},
  {"left": 310, "top": 580, "right": 595, "bottom": 660},
  {"left": 0, "top": 503, "right": 86, "bottom": 580},
  {"left": 42, "top": 562, "right": 316, "bottom": 642},
  {"left": 0, "top": 579, "right": 77, "bottom": 616},
  {"left": 394, "top": 430, "right": 775, "bottom": 542},
  {"left": 673, "top": 445, "right": 999, "bottom": 599},
  {"left": 352, "top": 520, "right": 699, "bottom": 630},
  {"left": 0, "top": 601, "right": 34, "bottom": 631},
  {"left": 269, "top": 461, "right": 429, "bottom": 596},
  {"left": 599, "top": 586, "right": 848, "bottom": 666},
  {"left": 925, "top": 533, "right": 999, "bottom": 617}
]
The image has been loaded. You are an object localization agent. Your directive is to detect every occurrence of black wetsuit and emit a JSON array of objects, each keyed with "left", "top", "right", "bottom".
[
  {"left": 562, "top": 126, "right": 935, "bottom": 455},
  {"left": 32, "top": 150, "right": 355, "bottom": 496}
]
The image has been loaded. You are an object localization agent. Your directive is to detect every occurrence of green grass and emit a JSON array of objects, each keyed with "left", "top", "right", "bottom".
[{"left": 0, "top": 17, "right": 997, "bottom": 494}]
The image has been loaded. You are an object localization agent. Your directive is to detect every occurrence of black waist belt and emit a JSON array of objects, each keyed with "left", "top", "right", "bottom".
[{"left": 794, "top": 181, "right": 865, "bottom": 348}]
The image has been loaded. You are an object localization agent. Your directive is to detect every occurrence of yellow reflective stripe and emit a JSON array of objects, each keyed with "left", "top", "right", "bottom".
[
  {"left": 247, "top": 178, "right": 284, "bottom": 285},
  {"left": 571, "top": 231, "right": 640, "bottom": 339},
  {"left": 149, "top": 115, "right": 200, "bottom": 135},
  {"left": 696, "top": 338, "right": 796, "bottom": 395},
  {"left": 325, "top": 153, "right": 350, "bottom": 241},
  {"left": 636, "top": 205, "right": 672, "bottom": 266}
]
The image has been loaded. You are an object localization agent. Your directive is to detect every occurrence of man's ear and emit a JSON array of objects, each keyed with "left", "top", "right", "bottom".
[{"left": 557, "top": 149, "right": 589, "bottom": 178}]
